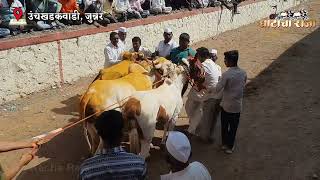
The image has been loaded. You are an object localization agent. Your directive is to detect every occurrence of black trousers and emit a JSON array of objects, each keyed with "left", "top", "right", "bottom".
[{"left": 221, "top": 108, "right": 240, "bottom": 149}]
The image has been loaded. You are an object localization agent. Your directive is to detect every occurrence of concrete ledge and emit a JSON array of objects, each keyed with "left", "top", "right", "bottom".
[
  {"left": 0, "top": 0, "right": 262, "bottom": 51},
  {"left": 0, "top": 0, "right": 302, "bottom": 104}
]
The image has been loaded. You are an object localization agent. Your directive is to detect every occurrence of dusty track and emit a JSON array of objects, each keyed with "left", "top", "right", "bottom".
[{"left": 0, "top": 1, "right": 319, "bottom": 179}]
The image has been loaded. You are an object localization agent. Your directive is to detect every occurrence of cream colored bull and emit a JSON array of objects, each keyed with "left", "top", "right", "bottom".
[
  {"left": 80, "top": 59, "right": 172, "bottom": 155},
  {"left": 122, "top": 60, "right": 190, "bottom": 159}
]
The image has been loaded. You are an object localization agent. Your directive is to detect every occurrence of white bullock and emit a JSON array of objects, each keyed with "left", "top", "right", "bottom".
[{"left": 122, "top": 60, "right": 190, "bottom": 158}]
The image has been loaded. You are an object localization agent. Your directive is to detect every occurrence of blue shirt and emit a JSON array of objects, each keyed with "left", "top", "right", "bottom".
[
  {"left": 80, "top": 147, "right": 147, "bottom": 180},
  {"left": 169, "top": 47, "right": 196, "bottom": 64}
]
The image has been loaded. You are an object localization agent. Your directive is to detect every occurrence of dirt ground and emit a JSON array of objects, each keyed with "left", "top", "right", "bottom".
[{"left": 0, "top": 1, "right": 319, "bottom": 179}]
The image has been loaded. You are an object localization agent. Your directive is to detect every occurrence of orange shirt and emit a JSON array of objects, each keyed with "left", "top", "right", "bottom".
[{"left": 59, "top": 0, "right": 78, "bottom": 13}]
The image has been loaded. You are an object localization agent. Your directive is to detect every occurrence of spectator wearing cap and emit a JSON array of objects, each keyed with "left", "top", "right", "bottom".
[
  {"left": 209, "top": 49, "right": 218, "bottom": 61},
  {"left": 112, "top": 0, "right": 142, "bottom": 22},
  {"left": 161, "top": 131, "right": 211, "bottom": 180},
  {"left": 118, "top": 27, "right": 129, "bottom": 50},
  {"left": 80, "top": 110, "right": 147, "bottom": 180},
  {"left": 169, "top": 33, "right": 196, "bottom": 64},
  {"left": 150, "top": 0, "right": 172, "bottom": 15},
  {"left": 104, "top": 32, "right": 125, "bottom": 67},
  {"left": 215, "top": 50, "right": 247, "bottom": 154},
  {"left": 129, "top": 36, "right": 152, "bottom": 58},
  {"left": 154, "top": 27, "right": 178, "bottom": 59}
]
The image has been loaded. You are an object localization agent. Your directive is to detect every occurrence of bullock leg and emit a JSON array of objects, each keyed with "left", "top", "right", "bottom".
[
  {"left": 129, "top": 120, "right": 141, "bottom": 154},
  {"left": 140, "top": 139, "right": 151, "bottom": 159},
  {"left": 95, "top": 137, "right": 104, "bottom": 155},
  {"left": 161, "top": 119, "right": 176, "bottom": 144},
  {"left": 139, "top": 125, "right": 155, "bottom": 159},
  {"left": 84, "top": 121, "right": 100, "bottom": 155},
  {"left": 161, "top": 121, "right": 170, "bottom": 145},
  {"left": 83, "top": 122, "right": 92, "bottom": 151}
]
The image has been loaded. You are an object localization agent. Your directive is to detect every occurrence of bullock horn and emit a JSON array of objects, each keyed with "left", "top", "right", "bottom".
[{"left": 181, "top": 58, "right": 190, "bottom": 67}]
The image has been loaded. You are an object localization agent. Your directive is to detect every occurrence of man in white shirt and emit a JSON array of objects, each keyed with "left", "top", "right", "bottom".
[
  {"left": 112, "top": 0, "right": 141, "bottom": 21},
  {"left": 104, "top": 32, "right": 125, "bottom": 67},
  {"left": 150, "top": 0, "right": 172, "bottom": 14},
  {"left": 195, "top": 48, "right": 222, "bottom": 143},
  {"left": 155, "top": 27, "right": 178, "bottom": 59},
  {"left": 129, "top": 36, "right": 152, "bottom": 58},
  {"left": 215, "top": 50, "right": 247, "bottom": 154},
  {"left": 161, "top": 131, "right": 211, "bottom": 180},
  {"left": 118, "top": 27, "right": 129, "bottom": 50}
]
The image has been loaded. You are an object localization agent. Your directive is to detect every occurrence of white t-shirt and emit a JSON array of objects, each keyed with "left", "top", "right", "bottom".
[
  {"left": 156, "top": 39, "right": 178, "bottom": 58},
  {"left": 161, "top": 161, "right": 211, "bottom": 180},
  {"left": 129, "top": 46, "right": 152, "bottom": 57},
  {"left": 202, "top": 59, "right": 222, "bottom": 100},
  {"left": 119, "top": 40, "right": 129, "bottom": 51},
  {"left": 104, "top": 42, "right": 125, "bottom": 67}
]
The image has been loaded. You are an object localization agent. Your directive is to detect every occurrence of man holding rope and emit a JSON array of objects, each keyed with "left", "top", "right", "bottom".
[{"left": 0, "top": 141, "right": 38, "bottom": 180}]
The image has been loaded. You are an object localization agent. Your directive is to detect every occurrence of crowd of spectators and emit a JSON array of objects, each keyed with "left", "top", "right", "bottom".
[{"left": 0, "top": 0, "right": 243, "bottom": 38}]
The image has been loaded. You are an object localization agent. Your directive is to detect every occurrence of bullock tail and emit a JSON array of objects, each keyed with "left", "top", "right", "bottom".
[{"left": 122, "top": 98, "right": 142, "bottom": 154}]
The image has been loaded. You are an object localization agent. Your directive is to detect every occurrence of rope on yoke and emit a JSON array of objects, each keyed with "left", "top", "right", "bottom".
[{"left": 31, "top": 76, "right": 167, "bottom": 146}]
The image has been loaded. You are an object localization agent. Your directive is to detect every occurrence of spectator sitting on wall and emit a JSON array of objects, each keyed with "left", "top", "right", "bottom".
[
  {"left": 219, "top": 0, "right": 241, "bottom": 14},
  {"left": 169, "top": 0, "right": 192, "bottom": 11},
  {"left": 0, "top": 14, "right": 10, "bottom": 38},
  {"left": 83, "top": 0, "right": 117, "bottom": 26},
  {"left": 140, "top": 0, "right": 150, "bottom": 12},
  {"left": 26, "top": 0, "right": 63, "bottom": 30},
  {"left": 112, "top": 0, "right": 142, "bottom": 22},
  {"left": 103, "top": 0, "right": 118, "bottom": 23},
  {"left": 0, "top": 0, "right": 29, "bottom": 36},
  {"left": 129, "top": 36, "right": 152, "bottom": 59},
  {"left": 129, "top": 0, "right": 150, "bottom": 18},
  {"left": 58, "top": 0, "right": 82, "bottom": 25},
  {"left": 208, "top": 0, "right": 221, "bottom": 7},
  {"left": 150, "top": 0, "right": 172, "bottom": 14}
]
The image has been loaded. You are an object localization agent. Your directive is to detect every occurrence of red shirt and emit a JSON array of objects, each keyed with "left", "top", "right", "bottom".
[{"left": 59, "top": 0, "right": 78, "bottom": 13}]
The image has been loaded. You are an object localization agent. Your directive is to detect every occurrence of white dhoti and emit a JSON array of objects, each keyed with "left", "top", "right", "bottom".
[{"left": 185, "top": 89, "right": 205, "bottom": 135}]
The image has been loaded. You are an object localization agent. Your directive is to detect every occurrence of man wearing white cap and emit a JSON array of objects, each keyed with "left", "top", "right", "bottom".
[
  {"left": 118, "top": 27, "right": 129, "bottom": 50},
  {"left": 154, "top": 28, "right": 178, "bottom": 58},
  {"left": 210, "top": 49, "right": 218, "bottom": 62},
  {"left": 161, "top": 131, "right": 211, "bottom": 180}
]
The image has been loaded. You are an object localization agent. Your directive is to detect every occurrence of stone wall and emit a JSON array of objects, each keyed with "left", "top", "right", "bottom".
[{"left": 0, "top": 0, "right": 302, "bottom": 104}]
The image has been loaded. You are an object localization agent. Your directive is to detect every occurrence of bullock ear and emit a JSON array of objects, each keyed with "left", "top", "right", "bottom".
[{"left": 181, "top": 58, "right": 190, "bottom": 67}]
